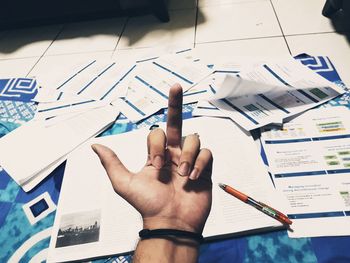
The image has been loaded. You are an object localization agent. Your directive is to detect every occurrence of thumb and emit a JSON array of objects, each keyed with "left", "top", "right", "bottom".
[{"left": 92, "top": 143, "right": 131, "bottom": 196}]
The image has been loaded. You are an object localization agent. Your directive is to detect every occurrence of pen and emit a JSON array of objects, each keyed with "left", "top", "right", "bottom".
[{"left": 218, "top": 183, "right": 292, "bottom": 225}]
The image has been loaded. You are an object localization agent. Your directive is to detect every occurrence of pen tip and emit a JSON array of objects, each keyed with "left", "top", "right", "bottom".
[{"left": 218, "top": 183, "right": 226, "bottom": 189}]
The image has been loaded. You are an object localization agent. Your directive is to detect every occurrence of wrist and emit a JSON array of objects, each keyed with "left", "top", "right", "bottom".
[
  {"left": 135, "top": 217, "right": 201, "bottom": 263},
  {"left": 142, "top": 216, "right": 202, "bottom": 234},
  {"left": 134, "top": 235, "right": 199, "bottom": 263},
  {"left": 139, "top": 229, "right": 203, "bottom": 245}
]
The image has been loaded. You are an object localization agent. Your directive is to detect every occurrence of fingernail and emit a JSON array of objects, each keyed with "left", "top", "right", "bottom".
[
  {"left": 149, "top": 124, "right": 159, "bottom": 130},
  {"left": 189, "top": 168, "right": 199, "bottom": 180},
  {"left": 153, "top": 155, "right": 163, "bottom": 169},
  {"left": 178, "top": 162, "right": 190, "bottom": 176}
]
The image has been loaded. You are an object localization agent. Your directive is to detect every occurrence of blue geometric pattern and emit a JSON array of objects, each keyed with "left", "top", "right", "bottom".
[
  {"left": 0, "top": 55, "right": 350, "bottom": 262},
  {"left": 296, "top": 54, "right": 348, "bottom": 91},
  {"left": 0, "top": 168, "right": 11, "bottom": 189},
  {"left": 0, "top": 100, "right": 37, "bottom": 123},
  {"left": 0, "top": 165, "right": 63, "bottom": 262},
  {"left": 0, "top": 201, "right": 12, "bottom": 226},
  {"left": 0, "top": 78, "right": 38, "bottom": 102},
  {"left": 244, "top": 231, "right": 316, "bottom": 263}
]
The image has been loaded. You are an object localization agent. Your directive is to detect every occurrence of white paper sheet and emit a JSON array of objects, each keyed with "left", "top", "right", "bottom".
[
  {"left": 0, "top": 105, "right": 119, "bottom": 192},
  {"left": 31, "top": 58, "right": 98, "bottom": 100},
  {"left": 34, "top": 98, "right": 108, "bottom": 121},
  {"left": 117, "top": 54, "right": 213, "bottom": 122},
  {"left": 192, "top": 100, "right": 226, "bottom": 118},
  {"left": 261, "top": 106, "right": 350, "bottom": 237},
  {"left": 33, "top": 59, "right": 100, "bottom": 102},
  {"left": 48, "top": 117, "right": 284, "bottom": 262},
  {"left": 33, "top": 51, "right": 212, "bottom": 123},
  {"left": 78, "top": 63, "right": 136, "bottom": 101},
  {"left": 209, "top": 59, "right": 345, "bottom": 131}
]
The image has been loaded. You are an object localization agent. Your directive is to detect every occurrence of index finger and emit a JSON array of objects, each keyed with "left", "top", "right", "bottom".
[{"left": 166, "top": 83, "right": 183, "bottom": 148}]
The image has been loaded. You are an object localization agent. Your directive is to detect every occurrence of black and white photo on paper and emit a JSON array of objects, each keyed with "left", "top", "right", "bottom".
[{"left": 55, "top": 209, "right": 101, "bottom": 248}]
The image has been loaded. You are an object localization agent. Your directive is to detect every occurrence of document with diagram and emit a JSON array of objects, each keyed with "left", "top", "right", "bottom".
[
  {"left": 209, "top": 58, "right": 345, "bottom": 131},
  {"left": 261, "top": 106, "right": 350, "bottom": 237}
]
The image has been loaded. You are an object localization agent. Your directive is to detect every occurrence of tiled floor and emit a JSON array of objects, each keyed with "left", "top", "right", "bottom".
[{"left": 0, "top": 0, "right": 349, "bottom": 86}]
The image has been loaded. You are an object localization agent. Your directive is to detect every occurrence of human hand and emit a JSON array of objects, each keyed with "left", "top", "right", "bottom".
[{"left": 92, "top": 84, "right": 213, "bottom": 234}]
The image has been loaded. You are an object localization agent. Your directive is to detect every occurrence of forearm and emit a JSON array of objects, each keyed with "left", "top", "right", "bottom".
[
  {"left": 133, "top": 237, "right": 199, "bottom": 263},
  {"left": 133, "top": 217, "right": 202, "bottom": 262}
]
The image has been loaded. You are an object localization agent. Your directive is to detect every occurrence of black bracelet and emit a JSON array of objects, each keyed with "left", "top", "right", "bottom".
[{"left": 139, "top": 229, "right": 204, "bottom": 243}]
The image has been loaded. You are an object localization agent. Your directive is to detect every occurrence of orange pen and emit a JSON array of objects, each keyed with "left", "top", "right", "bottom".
[{"left": 219, "top": 183, "right": 292, "bottom": 225}]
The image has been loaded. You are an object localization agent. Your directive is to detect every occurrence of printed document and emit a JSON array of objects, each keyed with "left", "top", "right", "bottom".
[
  {"left": 48, "top": 117, "right": 284, "bottom": 262},
  {"left": 116, "top": 54, "right": 212, "bottom": 122},
  {"left": 209, "top": 59, "right": 345, "bottom": 131},
  {"left": 0, "top": 105, "right": 119, "bottom": 192},
  {"left": 34, "top": 60, "right": 134, "bottom": 103},
  {"left": 35, "top": 53, "right": 212, "bottom": 123},
  {"left": 34, "top": 98, "right": 108, "bottom": 121},
  {"left": 261, "top": 106, "right": 350, "bottom": 237}
]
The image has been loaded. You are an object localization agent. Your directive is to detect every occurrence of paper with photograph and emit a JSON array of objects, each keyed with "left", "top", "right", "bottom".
[{"left": 48, "top": 117, "right": 285, "bottom": 262}]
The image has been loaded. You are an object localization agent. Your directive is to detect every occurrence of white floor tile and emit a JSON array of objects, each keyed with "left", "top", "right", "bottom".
[
  {"left": 117, "top": 9, "right": 196, "bottom": 49},
  {"left": 194, "top": 37, "right": 291, "bottom": 65},
  {"left": 196, "top": 0, "right": 282, "bottom": 43},
  {"left": 112, "top": 46, "right": 192, "bottom": 64},
  {"left": 272, "top": 0, "right": 349, "bottom": 35},
  {"left": 28, "top": 52, "right": 113, "bottom": 89},
  {"left": 46, "top": 18, "right": 127, "bottom": 56},
  {"left": 0, "top": 25, "right": 62, "bottom": 59},
  {"left": 0, "top": 57, "right": 39, "bottom": 78},
  {"left": 286, "top": 32, "right": 350, "bottom": 87},
  {"left": 113, "top": 47, "right": 165, "bottom": 64}
]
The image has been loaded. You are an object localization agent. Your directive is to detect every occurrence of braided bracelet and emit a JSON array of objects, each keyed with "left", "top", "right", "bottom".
[{"left": 139, "top": 229, "right": 204, "bottom": 244}]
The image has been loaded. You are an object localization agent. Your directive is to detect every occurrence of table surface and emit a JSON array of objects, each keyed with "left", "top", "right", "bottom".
[{"left": 1, "top": 54, "right": 350, "bottom": 263}]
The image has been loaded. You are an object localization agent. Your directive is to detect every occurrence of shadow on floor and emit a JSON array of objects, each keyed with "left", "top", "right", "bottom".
[{"left": 0, "top": 6, "right": 205, "bottom": 55}]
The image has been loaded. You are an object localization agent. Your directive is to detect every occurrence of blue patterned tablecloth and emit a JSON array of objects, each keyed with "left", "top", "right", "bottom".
[{"left": 1, "top": 55, "right": 350, "bottom": 262}]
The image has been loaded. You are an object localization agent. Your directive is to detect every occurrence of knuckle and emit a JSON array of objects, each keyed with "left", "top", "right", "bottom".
[
  {"left": 180, "top": 150, "right": 195, "bottom": 162},
  {"left": 195, "top": 149, "right": 213, "bottom": 167},
  {"left": 194, "top": 159, "right": 206, "bottom": 170},
  {"left": 101, "top": 154, "right": 114, "bottom": 168}
]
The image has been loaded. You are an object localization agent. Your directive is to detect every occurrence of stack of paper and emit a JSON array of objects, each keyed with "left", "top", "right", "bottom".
[
  {"left": 261, "top": 106, "right": 350, "bottom": 237},
  {"left": 193, "top": 58, "right": 345, "bottom": 131},
  {"left": 0, "top": 51, "right": 212, "bottom": 192},
  {"left": 47, "top": 117, "right": 285, "bottom": 262},
  {"left": 0, "top": 105, "right": 119, "bottom": 192},
  {"left": 34, "top": 53, "right": 213, "bottom": 123},
  {"left": 1, "top": 47, "right": 347, "bottom": 244}
]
